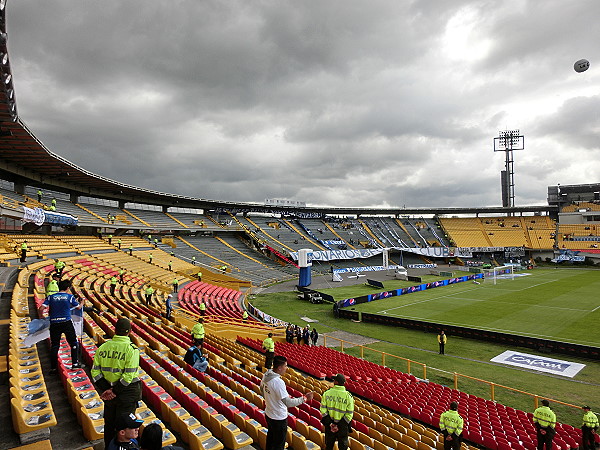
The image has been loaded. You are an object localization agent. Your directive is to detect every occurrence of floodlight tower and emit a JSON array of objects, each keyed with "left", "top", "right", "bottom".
[{"left": 493, "top": 129, "right": 524, "bottom": 210}]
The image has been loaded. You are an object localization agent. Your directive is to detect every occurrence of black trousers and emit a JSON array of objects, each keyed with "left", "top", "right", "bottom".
[
  {"left": 439, "top": 343, "right": 445, "bottom": 354},
  {"left": 266, "top": 416, "right": 287, "bottom": 450},
  {"left": 582, "top": 426, "right": 596, "bottom": 450},
  {"left": 324, "top": 421, "right": 350, "bottom": 450},
  {"left": 442, "top": 433, "right": 461, "bottom": 450},
  {"left": 103, "top": 382, "right": 142, "bottom": 446},
  {"left": 264, "top": 351, "right": 275, "bottom": 369},
  {"left": 20, "top": 249, "right": 26, "bottom": 262},
  {"left": 536, "top": 427, "right": 555, "bottom": 450},
  {"left": 49, "top": 321, "right": 78, "bottom": 370}
]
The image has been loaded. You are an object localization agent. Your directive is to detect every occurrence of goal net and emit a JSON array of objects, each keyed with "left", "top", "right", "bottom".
[{"left": 482, "top": 265, "right": 515, "bottom": 285}]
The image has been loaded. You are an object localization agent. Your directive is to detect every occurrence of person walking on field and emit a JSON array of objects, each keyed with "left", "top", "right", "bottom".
[
  {"left": 533, "top": 399, "right": 556, "bottom": 450},
  {"left": 260, "top": 356, "right": 313, "bottom": 450},
  {"left": 438, "top": 330, "right": 447, "bottom": 355}
]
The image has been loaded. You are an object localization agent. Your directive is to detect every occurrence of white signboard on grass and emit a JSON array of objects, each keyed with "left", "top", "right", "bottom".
[{"left": 491, "top": 351, "right": 585, "bottom": 378}]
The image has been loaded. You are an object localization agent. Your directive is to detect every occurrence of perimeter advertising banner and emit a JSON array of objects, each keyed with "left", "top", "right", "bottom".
[{"left": 337, "top": 273, "right": 483, "bottom": 308}]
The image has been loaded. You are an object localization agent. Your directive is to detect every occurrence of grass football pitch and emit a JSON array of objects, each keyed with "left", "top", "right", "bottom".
[
  {"left": 348, "top": 268, "right": 600, "bottom": 346},
  {"left": 252, "top": 268, "right": 600, "bottom": 426}
]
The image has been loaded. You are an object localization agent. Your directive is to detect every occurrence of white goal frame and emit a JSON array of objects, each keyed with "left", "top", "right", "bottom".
[{"left": 482, "top": 265, "right": 515, "bottom": 285}]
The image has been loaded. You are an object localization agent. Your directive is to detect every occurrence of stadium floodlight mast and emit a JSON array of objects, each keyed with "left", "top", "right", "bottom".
[{"left": 493, "top": 129, "right": 524, "bottom": 212}]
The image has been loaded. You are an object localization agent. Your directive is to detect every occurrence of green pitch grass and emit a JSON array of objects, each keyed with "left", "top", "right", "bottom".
[
  {"left": 251, "top": 268, "right": 600, "bottom": 426},
  {"left": 349, "top": 268, "right": 600, "bottom": 346}
]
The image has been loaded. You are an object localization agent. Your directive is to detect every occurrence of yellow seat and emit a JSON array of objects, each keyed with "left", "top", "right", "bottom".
[{"left": 220, "top": 422, "right": 253, "bottom": 449}]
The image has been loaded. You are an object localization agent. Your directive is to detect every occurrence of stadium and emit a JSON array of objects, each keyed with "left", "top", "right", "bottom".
[{"left": 0, "top": 3, "right": 599, "bottom": 450}]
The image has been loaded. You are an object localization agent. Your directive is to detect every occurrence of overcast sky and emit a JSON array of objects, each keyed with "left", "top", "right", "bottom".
[{"left": 6, "top": 0, "right": 600, "bottom": 208}]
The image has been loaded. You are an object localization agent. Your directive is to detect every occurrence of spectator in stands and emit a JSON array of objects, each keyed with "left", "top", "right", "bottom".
[
  {"left": 172, "top": 277, "right": 178, "bottom": 293},
  {"left": 184, "top": 344, "right": 208, "bottom": 373},
  {"left": 302, "top": 326, "right": 310, "bottom": 345},
  {"left": 581, "top": 405, "right": 599, "bottom": 450},
  {"left": 310, "top": 328, "right": 319, "bottom": 346},
  {"left": 263, "top": 332, "right": 275, "bottom": 369},
  {"left": 39, "top": 279, "right": 82, "bottom": 374},
  {"left": 191, "top": 317, "right": 205, "bottom": 351},
  {"left": 260, "top": 355, "right": 313, "bottom": 450},
  {"left": 438, "top": 330, "right": 447, "bottom": 355},
  {"left": 321, "top": 374, "right": 354, "bottom": 450},
  {"left": 139, "top": 423, "right": 184, "bottom": 450},
  {"left": 111, "top": 276, "right": 118, "bottom": 297},
  {"left": 533, "top": 399, "right": 556, "bottom": 450},
  {"left": 199, "top": 301, "right": 206, "bottom": 316},
  {"left": 20, "top": 240, "right": 27, "bottom": 262},
  {"left": 106, "top": 412, "right": 144, "bottom": 450},
  {"left": 45, "top": 274, "right": 60, "bottom": 297},
  {"left": 439, "top": 401, "right": 463, "bottom": 450},
  {"left": 285, "top": 324, "right": 294, "bottom": 343},
  {"left": 92, "top": 318, "right": 142, "bottom": 447},
  {"left": 165, "top": 294, "right": 173, "bottom": 319},
  {"left": 295, "top": 325, "right": 302, "bottom": 344}
]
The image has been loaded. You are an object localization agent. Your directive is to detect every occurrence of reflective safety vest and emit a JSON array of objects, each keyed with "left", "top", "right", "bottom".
[
  {"left": 199, "top": 303, "right": 206, "bottom": 311},
  {"left": 55, "top": 261, "right": 65, "bottom": 270},
  {"left": 145, "top": 287, "right": 154, "bottom": 296},
  {"left": 439, "top": 410, "right": 464, "bottom": 435},
  {"left": 243, "top": 311, "right": 248, "bottom": 319},
  {"left": 533, "top": 406, "right": 556, "bottom": 429},
  {"left": 172, "top": 278, "right": 178, "bottom": 286},
  {"left": 320, "top": 385, "right": 354, "bottom": 423},
  {"left": 583, "top": 411, "right": 598, "bottom": 429},
  {"left": 46, "top": 280, "right": 59, "bottom": 296},
  {"left": 262, "top": 337, "right": 275, "bottom": 352},
  {"left": 438, "top": 334, "right": 447, "bottom": 344},
  {"left": 21, "top": 242, "right": 27, "bottom": 250},
  {"left": 91, "top": 335, "right": 140, "bottom": 387},
  {"left": 192, "top": 323, "right": 205, "bottom": 339},
  {"left": 111, "top": 277, "right": 117, "bottom": 285}
]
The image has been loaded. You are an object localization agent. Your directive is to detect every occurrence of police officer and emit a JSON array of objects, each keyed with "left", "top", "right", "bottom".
[
  {"left": 110, "top": 276, "right": 118, "bottom": 296},
  {"left": 172, "top": 277, "right": 178, "bottom": 293},
  {"left": 439, "top": 401, "right": 463, "bottom": 450},
  {"left": 199, "top": 301, "right": 206, "bottom": 316},
  {"left": 91, "top": 317, "right": 141, "bottom": 447},
  {"left": 148, "top": 253, "right": 153, "bottom": 263},
  {"left": 581, "top": 405, "right": 598, "bottom": 450},
  {"left": 144, "top": 285, "right": 154, "bottom": 306},
  {"left": 54, "top": 259, "right": 66, "bottom": 278},
  {"left": 191, "top": 317, "right": 205, "bottom": 351},
  {"left": 39, "top": 279, "right": 82, "bottom": 374},
  {"left": 197, "top": 271, "right": 202, "bottom": 281},
  {"left": 438, "top": 330, "right": 447, "bottom": 355},
  {"left": 128, "top": 244, "right": 133, "bottom": 256},
  {"left": 45, "top": 274, "right": 60, "bottom": 297},
  {"left": 321, "top": 374, "right": 354, "bottom": 450},
  {"left": 119, "top": 268, "right": 125, "bottom": 284},
  {"left": 20, "top": 240, "right": 27, "bottom": 262},
  {"left": 533, "top": 399, "right": 556, "bottom": 450},
  {"left": 242, "top": 310, "right": 249, "bottom": 322},
  {"left": 263, "top": 332, "right": 275, "bottom": 369}
]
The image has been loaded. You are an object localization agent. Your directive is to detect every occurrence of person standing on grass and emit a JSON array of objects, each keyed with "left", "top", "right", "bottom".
[{"left": 438, "top": 330, "right": 447, "bottom": 355}]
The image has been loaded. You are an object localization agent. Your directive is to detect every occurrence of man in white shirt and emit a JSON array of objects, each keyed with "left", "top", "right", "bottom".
[{"left": 260, "top": 355, "right": 313, "bottom": 450}]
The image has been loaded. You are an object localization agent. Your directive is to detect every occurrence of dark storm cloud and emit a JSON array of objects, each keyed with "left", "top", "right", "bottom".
[{"left": 5, "top": 0, "right": 600, "bottom": 207}]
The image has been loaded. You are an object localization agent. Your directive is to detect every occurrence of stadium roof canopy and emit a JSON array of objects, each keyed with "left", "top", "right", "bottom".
[{"left": 0, "top": 4, "right": 557, "bottom": 218}]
